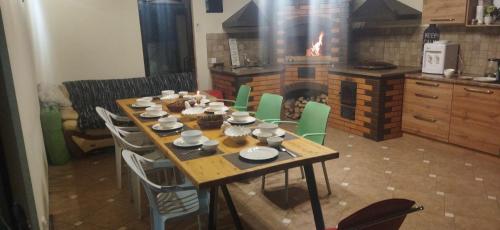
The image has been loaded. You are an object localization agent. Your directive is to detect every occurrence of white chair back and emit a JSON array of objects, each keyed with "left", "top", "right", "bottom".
[{"left": 96, "top": 106, "right": 113, "bottom": 123}]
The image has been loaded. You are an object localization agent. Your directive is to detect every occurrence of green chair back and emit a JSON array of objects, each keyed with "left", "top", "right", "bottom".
[
  {"left": 233, "top": 85, "right": 251, "bottom": 111},
  {"left": 255, "top": 93, "right": 283, "bottom": 122},
  {"left": 297, "top": 102, "right": 331, "bottom": 145}
]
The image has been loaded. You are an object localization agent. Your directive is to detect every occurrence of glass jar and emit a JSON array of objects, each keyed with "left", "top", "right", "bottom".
[{"left": 485, "top": 58, "right": 498, "bottom": 78}]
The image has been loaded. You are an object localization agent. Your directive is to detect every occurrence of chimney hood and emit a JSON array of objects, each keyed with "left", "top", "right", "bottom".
[
  {"left": 351, "top": 0, "right": 421, "bottom": 29},
  {"left": 222, "top": 1, "right": 268, "bottom": 33}
]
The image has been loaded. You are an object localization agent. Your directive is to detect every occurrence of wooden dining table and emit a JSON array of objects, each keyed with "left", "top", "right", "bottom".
[{"left": 117, "top": 97, "right": 340, "bottom": 230}]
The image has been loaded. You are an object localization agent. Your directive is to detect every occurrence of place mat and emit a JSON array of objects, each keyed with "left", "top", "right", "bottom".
[
  {"left": 149, "top": 124, "right": 193, "bottom": 137},
  {"left": 223, "top": 149, "right": 301, "bottom": 170},
  {"left": 165, "top": 142, "right": 222, "bottom": 161},
  {"left": 134, "top": 113, "right": 168, "bottom": 122}
]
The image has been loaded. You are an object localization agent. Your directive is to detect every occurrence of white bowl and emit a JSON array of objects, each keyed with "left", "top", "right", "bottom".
[
  {"left": 202, "top": 140, "right": 219, "bottom": 152},
  {"left": 179, "top": 91, "right": 189, "bottom": 97},
  {"left": 443, "top": 69, "right": 455, "bottom": 78},
  {"left": 136, "top": 97, "right": 153, "bottom": 106},
  {"left": 267, "top": 136, "right": 283, "bottom": 148},
  {"left": 208, "top": 102, "right": 225, "bottom": 110},
  {"left": 232, "top": 111, "right": 250, "bottom": 122},
  {"left": 255, "top": 132, "right": 273, "bottom": 143},
  {"left": 161, "top": 94, "right": 179, "bottom": 101},
  {"left": 224, "top": 126, "right": 251, "bottom": 143},
  {"left": 148, "top": 104, "right": 163, "bottom": 110},
  {"left": 162, "top": 90, "right": 175, "bottom": 96},
  {"left": 181, "top": 107, "right": 205, "bottom": 119},
  {"left": 145, "top": 107, "right": 163, "bottom": 116},
  {"left": 158, "top": 116, "right": 177, "bottom": 128},
  {"left": 181, "top": 130, "right": 203, "bottom": 144},
  {"left": 257, "top": 123, "right": 279, "bottom": 135}
]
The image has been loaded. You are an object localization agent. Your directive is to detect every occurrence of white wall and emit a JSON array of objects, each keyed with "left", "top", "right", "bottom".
[
  {"left": 32, "top": 0, "right": 145, "bottom": 84},
  {"left": 1, "top": 0, "right": 49, "bottom": 228},
  {"left": 191, "top": 0, "right": 250, "bottom": 90}
]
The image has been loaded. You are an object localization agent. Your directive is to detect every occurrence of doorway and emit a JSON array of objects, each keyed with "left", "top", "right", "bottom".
[{"left": 138, "top": 0, "right": 195, "bottom": 76}]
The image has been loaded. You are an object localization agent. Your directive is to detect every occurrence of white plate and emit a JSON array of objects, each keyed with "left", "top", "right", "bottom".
[
  {"left": 173, "top": 136, "right": 209, "bottom": 148},
  {"left": 131, "top": 102, "right": 156, "bottom": 108},
  {"left": 239, "top": 147, "right": 279, "bottom": 161},
  {"left": 252, "top": 128, "right": 286, "bottom": 137},
  {"left": 227, "top": 116, "right": 256, "bottom": 125},
  {"left": 140, "top": 111, "right": 168, "bottom": 118},
  {"left": 473, "top": 77, "right": 497, "bottom": 82},
  {"left": 152, "top": 122, "right": 184, "bottom": 131},
  {"left": 205, "top": 106, "right": 230, "bottom": 113}
]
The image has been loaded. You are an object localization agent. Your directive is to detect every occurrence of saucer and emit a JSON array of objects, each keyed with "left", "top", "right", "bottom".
[
  {"left": 252, "top": 128, "right": 286, "bottom": 137},
  {"left": 131, "top": 102, "right": 155, "bottom": 108},
  {"left": 140, "top": 111, "right": 168, "bottom": 118},
  {"left": 152, "top": 122, "right": 184, "bottom": 131},
  {"left": 227, "top": 116, "right": 256, "bottom": 125},
  {"left": 173, "top": 136, "right": 209, "bottom": 148}
]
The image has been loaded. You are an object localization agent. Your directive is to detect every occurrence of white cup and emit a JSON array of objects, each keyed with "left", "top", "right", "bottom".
[
  {"left": 162, "top": 90, "right": 175, "bottom": 96},
  {"left": 258, "top": 123, "right": 278, "bottom": 135},
  {"left": 181, "top": 130, "right": 203, "bottom": 144},
  {"left": 209, "top": 102, "right": 225, "bottom": 111},
  {"left": 232, "top": 111, "right": 250, "bottom": 122},
  {"left": 179, "top": 91, "right": 188, "bottom": 97},
  {"left": 158, "top": 117, "right": 177, "bottom": 128},
  {"left": 443, "top": 69, "right": 455, "bottom": 78},
  {"left": 149, "top": 104, "right": 162, "bottom": 110},
  {"left": 267, "top": 136, "right": 283, "bottom": 148},
  {"left": 146, "top": 107, "right": 162, "bottom": 116},
  {"left": 136, "top": 97, "right": 152, "bottom": 106},
  {"left": 202, "top": 140, "right": 219, "bottom": 153}
]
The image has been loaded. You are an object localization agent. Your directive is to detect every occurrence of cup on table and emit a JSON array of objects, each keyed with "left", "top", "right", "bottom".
[
  {"left": 162, "top": 90, "right": 175, "bottom": 97},
  {"left": 256, "top": 132, "right": 273, "bottom": 144},
  {"left": 136, "top": 97, "right": 153, "bottom": 106},
  {"left": 145, "top": 106, "right": 163, "bottom": 116},
  {"left": 443, "top": 69, "right": 455, "bottom": 78},
  {"left": 231, "top": 111, "right": 250, "bottom": 122},
  {"left": 258, "top": 122, "right": 278, "bottom": 136},
  {"left": 267, "top": 136, "right": 283, "bottom": 148},
  {"left": 149, "top": 104, "right": 163, "bottom": 110},
  {"left": 202, "top": 140, "right": 219, "bottom": 153},
  {"left": 158, "top": 116, "right": 177, "bottom": 129},
  {"left": 181, "top": 130, "right": 203, "bottom": 144},
  {"left": 208, "top": 102, "right": 225, "bottom": 111},
  {"left": 178, "top": 91, "right": 188, "bottom": 97}
]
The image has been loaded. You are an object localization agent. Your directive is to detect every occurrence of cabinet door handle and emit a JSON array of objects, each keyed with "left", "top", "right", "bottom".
[
  {"left": 415, "top": 93, "right": 438, "bottom": 99},
  {"left": 416, "top": 81, "right": 440, "bottom": 87},
  {"left": 464, "top": 87, "right": 493, "bottom": 94},
  {"left": 414, "top": 114, "right": 437, "bottom": 123},
  {"left": 430, "top": 18, "right": 456, "bottom": 22}
]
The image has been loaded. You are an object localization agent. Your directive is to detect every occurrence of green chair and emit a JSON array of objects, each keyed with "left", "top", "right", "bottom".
[
  {"left": 261, "top": 102, "right": 332, "bottom": 205},
  {"left": 218, "top": 85, "right": 251, "bottom": 111},
  {"left": 254, "top": 93, "right": 283, "bottom": 123}
]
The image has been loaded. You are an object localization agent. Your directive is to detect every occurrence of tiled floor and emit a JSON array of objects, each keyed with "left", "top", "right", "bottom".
[{"left": 49, "top": 127, "right": 500, "bottom": 229}]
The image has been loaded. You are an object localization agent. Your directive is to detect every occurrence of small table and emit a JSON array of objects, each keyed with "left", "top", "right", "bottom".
[{"left": 117, "top": 97, "right": 339, "bottom": 230}]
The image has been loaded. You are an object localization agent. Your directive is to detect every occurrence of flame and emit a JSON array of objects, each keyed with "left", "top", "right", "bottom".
[{"left": 306, "top": 31, "right": 324, "bottom": 56}]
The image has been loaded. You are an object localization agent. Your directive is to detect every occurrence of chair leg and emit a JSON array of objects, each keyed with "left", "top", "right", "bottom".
[
  {"left": 321, "top": 161, "right": 332, "bottom": 195},
  {"left": 131, "top": 174, "right": 142, "bottom": 219},
  {"left": 300, "top": 166, "right": 305, "bottom": 179},
  {"left": 261, "top": 174, "right": 266, "bottom": 191},
  {"left": 284, "top": 169, "right": 289, "bottom": 207},
  {"left": 152, "top": 212, "right": 164, "bottom": 230},
  {"left": 115, "top": 146, "right": 122, "bottom": 189}
]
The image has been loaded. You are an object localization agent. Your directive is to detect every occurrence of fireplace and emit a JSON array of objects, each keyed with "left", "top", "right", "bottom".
[{"left": 284, "top": 16, "right": 330, "bottom": 57}]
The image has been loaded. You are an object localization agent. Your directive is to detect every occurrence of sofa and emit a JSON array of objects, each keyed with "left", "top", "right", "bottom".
[{"left": 58, "top": 73, "right": 197, "bottom": 157}]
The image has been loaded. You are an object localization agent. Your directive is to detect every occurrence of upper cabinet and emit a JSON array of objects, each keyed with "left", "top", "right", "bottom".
[{"left": 422, "top": 0, "right": 467, "bottom": 24}]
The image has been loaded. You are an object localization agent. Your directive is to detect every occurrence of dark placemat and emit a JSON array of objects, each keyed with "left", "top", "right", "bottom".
[
  {"left": 223, "top": 149, "right": 301, "bottom": 170},
  {"left": 134, "top": 113, "right": 168, "bottom": 122},
  {"left": 149, "top": 124, "right": 193, "bottom": 137},
  {"left": 165, "top": 142, "right": 222, "bottom": 161}
]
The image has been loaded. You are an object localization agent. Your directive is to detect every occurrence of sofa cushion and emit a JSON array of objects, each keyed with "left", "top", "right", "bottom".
[
  {"left": 60, "top": 106, "right": 79, "bottom": 120},
  {"left": 63, "top": 73, "right": 197, "bottom": 130}
]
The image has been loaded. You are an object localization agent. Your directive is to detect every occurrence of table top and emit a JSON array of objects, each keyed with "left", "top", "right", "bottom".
[{"left": 117, "top": 97, "right": 339, "bottom": 189}]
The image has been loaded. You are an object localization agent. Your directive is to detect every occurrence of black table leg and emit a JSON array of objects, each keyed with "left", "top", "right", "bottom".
[
  {"left": 221, "top": 185, "right": 243, "bottom": 230},
  {"left": 303, "top": 163, "right": 325, "bottom": 230},
  {"left": 209, "top": 186, "right": 219, "bottom": 229}
]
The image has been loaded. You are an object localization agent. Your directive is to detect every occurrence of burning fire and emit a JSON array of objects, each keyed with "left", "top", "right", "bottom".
[{"left": 306, "top": 31, "right": 324, "bottom": 56}]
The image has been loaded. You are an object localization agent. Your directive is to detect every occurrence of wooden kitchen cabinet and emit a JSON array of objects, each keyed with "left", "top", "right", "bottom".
[
  {"left": 422, "top": 0, "right": 467, "bottom": 24},
  {"left": 402, "top": 79, "right": 453, "bottom": 142},
  {"left": 449, "top": 85, "right": 500, "bottom": 155}
]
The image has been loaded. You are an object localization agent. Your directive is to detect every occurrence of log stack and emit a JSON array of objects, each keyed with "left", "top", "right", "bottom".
[{"left": 284, "top": 94, "right": 328, "bottom": 120}]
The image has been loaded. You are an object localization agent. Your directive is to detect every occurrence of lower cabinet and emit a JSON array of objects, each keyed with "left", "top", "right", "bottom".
[
  {"left": 403, "top": 79, "right": 500, "bottom": 155},
  {"left": 449, "top": 85, "right": 500, "bottom": 155}
]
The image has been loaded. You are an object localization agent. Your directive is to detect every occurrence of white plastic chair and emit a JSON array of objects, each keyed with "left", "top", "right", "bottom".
[
  {"left": 106, "top": 122, "right": 167, "bottom": 219},
  {"left": 122, "top": 150, "right": 209, "bottom": 230}
]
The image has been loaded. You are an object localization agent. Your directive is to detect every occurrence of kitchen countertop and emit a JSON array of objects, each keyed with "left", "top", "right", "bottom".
[
  {"left": 210, "top": 66, "right": 284, "bottom": 77},
  {"left": 329, "top": 65, "right": 421, "bottom": 78},
  {"left": 405, "top": 73, "right": 500, "bottom": 89}
]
